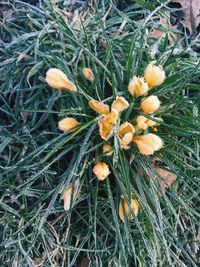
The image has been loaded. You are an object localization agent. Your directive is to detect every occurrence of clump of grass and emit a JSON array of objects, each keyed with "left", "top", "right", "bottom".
[{"left": 0, "top": 1, "right": 200, "bottom": 266}]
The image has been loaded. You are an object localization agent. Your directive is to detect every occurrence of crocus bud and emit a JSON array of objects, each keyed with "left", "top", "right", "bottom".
[
  {"left": 112, "top": 96, "right": 129, "bottom": 112},
  {"left": 144, "top": 61, "right": 165, "bottom": 88},
  {"left": 133, "top": 133, "right": 163, "bottom": 155},
  {"left": 46, "top": 68, "right": 77, "bottom": 92},
  {"left": 135, "top": 115, "right": 148, "bottom": 130},
  {"left": 146, "top": 117, "right": 163, "bottom": 127},
  {"left": 103, "top": 144, "right": 113, "bottom": 156},
  {"left": 119, "top": 194, "right": 139, "bottom": 222},
  {"left": 82, "top": 68, "right": 94, "bottom": 82},
  {"left": 63, "top": 179, "right": 80, "bottom": 211},
  {"left": 140, "top": 96, "right": 160, "bottom": 114},
  {"left": 118, "top": 122, "right": 135, "bottom": 149},
  {"left": 93, "top": 161, "right": 110, "bottom": 181},
  {"left": 58, "top": 118, "right": 80, "bottom": 132},
  {"left": 135, "top": 115, "right": 162, "bottom": 130},
  {"left": 128, "top": 77, "right": 149, "bottom": 97},
  {"left": 98, "top": 108, "right": 119, "bottom": 140},
  {"left": 89, "top": 100, "right": 110, "bottom": 115}
]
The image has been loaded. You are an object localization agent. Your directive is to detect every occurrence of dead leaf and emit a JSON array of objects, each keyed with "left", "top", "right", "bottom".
[
  {"left": 3, "top": 9, "right": 12, "bottom": 20},
  {"left": 12, "top": 253, "right": 19, "bottom": 267},
  {"left": 32, "top": 258, "right": 45, "bottom": 267},
  {"left": 154, "top": 166, "right": 177, "bottom": 191},
  {"left": 151, "top": 157, "right": 177, "bottom": 191},
  {"left": 170, "top": 0, "right": 200, "bottom": 34},
  {"left": 79, "top": 257, "right": 90, "bottom": 267},
  {"left": 149, "top": 15, "right": 180, "bottom": 44}
]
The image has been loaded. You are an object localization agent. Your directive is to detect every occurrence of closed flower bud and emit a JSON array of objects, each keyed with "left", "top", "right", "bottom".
[
  {"left": 136, "top": 115, "right": 162, "bottom": 130},
  {"left": 63, "top": 179, "right": 80, "bottom": 211},
  {"left": 140, "top": 96, "right": 160, "bottom": 114},
  {"left": 144, "top": 61, "right": 165, "bottom": 88},
  {"left": 133, "top": 133, "right": 163, "bottom": 155},
  {"left": 103, "top": 144, "right": 113, "bottom": 156},
  {"left": 89, "top": 100, "right": 110, "bottom": 115},
  {"left": 93, "top": 161, "right": 110, "bottom": 181},
  {"left": 58, "top": 117, "right": 80, "bottom": 132},
  {"left": 119, "top": 194, "right": 139, "bottom": 222},
  {"left": 118, "top": 122, "right": 135, "bottom": 149},
  {"left": 146, "top": 117, "right": 163, "bottom": 127},
  {"left": 112, "top": 96, "right": 129, "bottom": 112},
  {"left": 98, "top": 108, "right": 119, "bottom": 140},
  {"left": 128, "top": 76, "right": 149, "bottom": 97},
  {"left": 46, "top": 68, "right": 77, "bottom": 92},
  {"left": 135, "top": 115, "right": 148, "bottom": 130},
  {"left": 82, "top": 68, "right": 94, "bottom": 82}
]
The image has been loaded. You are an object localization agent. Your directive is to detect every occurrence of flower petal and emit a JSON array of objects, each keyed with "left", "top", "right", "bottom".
[
  {"left": 63, "top": 179, "right": 80, "bottom": 211},
  {"left": 128, "top": 76, "right": 149, "bottom": 97},
  {"left": 133, "top": 134, "right": 163, "bottom": 155},
  {"left": 46, "top": 68, "right": 77, "bottom": 92},
  {"left": 119, "top": 194, "right": 139, "bottom": 222},
  {"left": 93, "top": 162, "right": 110, "bottom": 181},
  {"left": 112, "top": 96, "right": 129, "bottom": 112},
  {"left": 89, "top": 100, "right": 110, "bottom": 115},
  {"left": 140, "top": 96, "right": 160, "bottom": 114},
  {"left": 58, "top": 118, "right": 80, "bottom": 132},
  {"left": 144, "top": 61, "right": 165, "bottom": 88},
  {"left": 118, "top": 122, "right": 135, "bottom": 149},
  {"left": 103, "top": 144, "right": 113, "bottom": 156},
  {"left": 82, "top": 68, "right": 94, "bottom": 82},
  {"left": 98, "top": 109, "right": 119, "bottom": 140}
]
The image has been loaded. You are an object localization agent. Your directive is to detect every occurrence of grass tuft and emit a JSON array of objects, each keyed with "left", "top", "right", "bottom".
[{"left": 0, "top": 0, "right": 200, "bottom": 266}]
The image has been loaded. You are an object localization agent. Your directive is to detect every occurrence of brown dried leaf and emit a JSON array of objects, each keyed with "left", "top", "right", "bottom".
[
  {"left": 79, "top": 257, "right": 90, "bottom": 267},
  {"left": 171, "top": 0, "right": 200, "bottom": 33},
  {"left": 149, "top": 17, "right": 169, "bottom": 38},
  {"left": 151, "top": 157, "right": 177, "bottom": 191},
  {"left": 149, "top": 16, "right": 180, "bottom": 44},
  {"left": 154, "top": 166, "right": 177, "bottom": 191},
  {"left": 12, "top": 253, "right": 19, "bottom": 267},
  {"left": 32, "top": 258, "right": 45, "bottom": 267},
  {"left": 3, "top": 9, "right": 12, "bottom": 20}
]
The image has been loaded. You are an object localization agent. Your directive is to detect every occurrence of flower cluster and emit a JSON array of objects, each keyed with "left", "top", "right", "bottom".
[{"left": 45, "top": 61, "right": 166, "bottom": 221}]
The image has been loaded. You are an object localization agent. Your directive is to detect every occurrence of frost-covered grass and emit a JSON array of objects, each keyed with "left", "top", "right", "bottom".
[{"left": 0, "top": 1, "right": 200, "bottom": 266}]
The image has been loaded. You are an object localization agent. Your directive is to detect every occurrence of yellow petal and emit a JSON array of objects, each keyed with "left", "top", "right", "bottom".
[
  {"left": 98, "top": 118, "right": 113, "bottom": 141},
  {"left": 128, "top": 76, "right": 149, "bottom": 97},
  {"left": 112, "top": 96, "right": 129, "bottom": 112},
  {"left": 135, "top": 116, "right": 162, "bottom": 130},
  {"left": 93, "top": 162, "right": 110, "bottom": 181},
  {"left": 133, "top": 133, "right": 163, "bottom": 155},
  {"left": 58, "top": 117, "right": 80, "bottom": 132},
  {"left": 119, "top": 198, "right": 126, "bottom": 223},
  {"left": 103, "top": 144, "right": 113, "bottom": 156},
  {"left": 118, "top": 122, "right": 135, "bottom": 137},
  {"left": 46, "top": 68, "right": 77, "bottom": 92},
  {"left": 98, "top": 109, "right": 119, "bottom": 140},
  {"left": 118, "top": 122, "right": 135, "bottom": 149},
  {"left": 82, "top": 68, "right": 94, "bottom": 82},
  {"left": 140, "top": 96, "right": 160, "bottom": 114},
  {"left": 120, "top": 132, "right": 134, "bottom": 149},
  {"left": 147, "top": 134, "right": 163, "bottom": 151},
  {"left": 133, "top": 139, "right": 154, "bottom": 155},
  {"left": 146, "top": 117, "right": 162, "bottom": 127},
  {"left": 144, "top": 61, "right": 165, "bottom": 88},
  {"left": 109, "top": 108, "right": 119, "bottom": 124},
  {"left": 63, "top": 180, "right": 80, "bottom": 211},
  {"left": 119, "top": 194, "right": 139, "bottom": 222},
  {"left": 89, "top": 100, "right": 110, "bottom": 115},
  {"left": 135, "top": 115, "right": 148, "bottom": 130}
]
